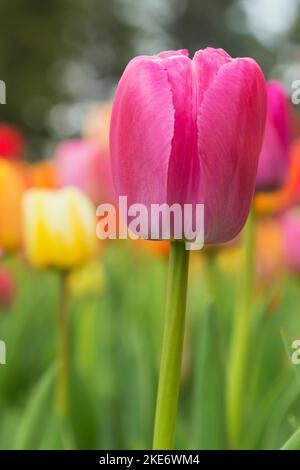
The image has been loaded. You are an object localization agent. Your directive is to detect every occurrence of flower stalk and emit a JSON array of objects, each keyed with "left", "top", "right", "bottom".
[
  {"left": 153, "top": 240, "right": 189, "bottom": 450},
  {"left": 226, "top": 208, "right": 256, "bottom": 448},
  {"left": 57, "top": 271, "right": 70, "bottom": 417}
]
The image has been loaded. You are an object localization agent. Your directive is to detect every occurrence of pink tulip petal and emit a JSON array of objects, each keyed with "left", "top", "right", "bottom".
[
  {"left": 110, "top": 56, "right": 175, "bottom": 209},
  {"left": 256, "top": 80, "right": 290, "bottom": 190},
  {"left": 195, "top": 57, "right": 267, "bottom": 243}
]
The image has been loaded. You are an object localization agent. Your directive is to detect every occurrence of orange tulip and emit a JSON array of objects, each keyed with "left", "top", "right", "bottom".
[
  {"left": 255, "top": 139, "right": 300, "bottom": 216},
  {"left": 256, "top": 217, "right": 285, "bottom": 282},
  {"left": 0, "top": 160, "right": 26, "bottom": 251},
  {"left": 25, "top": 160, "right": 57, "bottom": 189}
]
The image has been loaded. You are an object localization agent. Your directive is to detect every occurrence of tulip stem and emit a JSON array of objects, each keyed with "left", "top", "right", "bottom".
[
  {"left": 226, "top": 208, "right": 256, "bottom": 448},
  {"left": 153, "top": 240, "right": 190, "bottom": 450},
  {"left": 57, "top": 271, "right": 70, "bottom": 418}
]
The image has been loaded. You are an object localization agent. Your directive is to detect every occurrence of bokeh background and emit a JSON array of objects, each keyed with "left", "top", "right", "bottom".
[{"left": 1, "top": 0, "right": 300, "bottom": 450}]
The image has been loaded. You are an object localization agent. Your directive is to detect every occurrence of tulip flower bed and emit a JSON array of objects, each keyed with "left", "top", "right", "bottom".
[
  {"left": 0, "top": 241, "right": 299, "bottom": 450},
  {"left": 1, "top": 42, "right": 300, "bottom": 452}
]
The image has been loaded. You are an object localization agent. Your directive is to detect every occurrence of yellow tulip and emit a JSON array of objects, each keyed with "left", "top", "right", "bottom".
[
  {"left": 0, "top": 159, "right": 26, "bottom": 251},
  {"left": 22, "top": 187, "right": 97, "bottom": 269}
]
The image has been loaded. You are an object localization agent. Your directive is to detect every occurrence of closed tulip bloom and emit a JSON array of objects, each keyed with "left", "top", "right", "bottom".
[
  {"left": 111, "top": 48, "right": 267, "bottom": 244},
  {"left": 55, "top": 139, "right": 114, "bottom": 206},
  {"left": 256, "top": 81, "right": 291, "bottom": 191},
  {"left": 22, "top": 187, "right": 97, "bottom": 269},
  {"left": 0, "top": 160, "right": 26, "bottom": 251}
]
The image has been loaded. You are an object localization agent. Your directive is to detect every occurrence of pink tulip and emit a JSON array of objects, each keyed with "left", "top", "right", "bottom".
[
  {"left": 110, "top": 48, "right": 267, "bottom": 244},
  {"left": 54, "top": 139, "right": 114, "bottom": 206},
  {"left": 256, "top": 81, "right": 291, "bottom": 191},
  {"left": 281, "top": 209, "right": 300, "bottom": 273}
]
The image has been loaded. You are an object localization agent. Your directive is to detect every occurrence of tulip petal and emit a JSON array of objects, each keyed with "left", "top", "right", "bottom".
[
  {"left": 155, "top": 54, "right": 200, "bottom": 207},
  {"left": 256, "top": 80, "right": 290, "bottom": 190},
  {"left": 110, "top": 56, "right": 175, "bottom": 210},
  {"left": 195, "top": 56, "right": 267, "bottom": 243}
]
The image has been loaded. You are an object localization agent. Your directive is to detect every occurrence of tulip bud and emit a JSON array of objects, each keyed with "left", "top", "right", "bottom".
[
  {"left": 22, "top": 187, "right": 97, "bottom": 270},
  {"left": 110, "top": 48, "right": 267, "bottom": 245},
  {"left": 256, "top": 81, "right": 291, "bottom": 191}
]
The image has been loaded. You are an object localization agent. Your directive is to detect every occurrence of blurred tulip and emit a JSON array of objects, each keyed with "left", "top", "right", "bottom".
[
  {"left": 256, "top": 81, "right": 291, "bottom": 191},
  {"left": 131, "top": 238, "right": 169, "bottom": 259},
  {"left": 0, "top": 124, "right": 25, "bottom": 160},
  {"left": 22, "top": 187, "right": 97, "bottom": 270},
  {"left": 256, "top": 217, "right": 285, "bottom": 281},
  {"left": 281, "top": 208, "right": 300, "bottom": 273},
  {"left": 111, "top": 48, "right": 266, "bottom": 244},
  {"left": 25, "top": 160, "right": 57, "bottom": 189},
  {"left": 255, "top": 139, "right": 300, "bottom": 216},
  {"left": 0, "top": 268, "right": 15, "bottom": 309},
  {"left": 55, "top": 139, "right": 114, "bottom": 206},
  {"left": 0, "top": 160, "right": 26, "bottom": 251},
  {"left": 82, "top": 102, "right": 112, "bottom": 155}
]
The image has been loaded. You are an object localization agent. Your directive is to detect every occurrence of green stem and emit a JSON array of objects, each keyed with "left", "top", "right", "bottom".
[
  {"left": 57, "top": 272, "right": 70, "bottom": 418},
  {"left": 153, "top": 240, "right": 190, "bottom": 450},
  {"left": 281, "top": 428, "right": 300, "bottom": 450},
  {"left": 226, "top": 209, "right": 256, "bottom": 448}
]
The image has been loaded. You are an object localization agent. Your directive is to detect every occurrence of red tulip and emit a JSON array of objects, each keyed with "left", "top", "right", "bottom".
[
  {"left": 0, "top": 124, "right": 25, "bottom": 160},
  {"left": 110, "top": 48, "right": 266, "bottom": 244}
]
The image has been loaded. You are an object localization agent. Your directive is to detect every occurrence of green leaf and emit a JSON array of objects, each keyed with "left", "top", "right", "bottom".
[
  {"left": 13, "top": 366, "right": 56, "bottom": 450},
  {"left": 281, "top": 427, "right": 300, "bottom": 450}
]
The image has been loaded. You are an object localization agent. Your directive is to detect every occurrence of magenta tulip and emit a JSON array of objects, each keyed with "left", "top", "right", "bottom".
[
  {"left": 110, "top": 48, "right": 267, "bottom": 244},
  {"left": 55, "top": 139, "right": 114, "bottom": 206},
  {"left": 256, "top": 80, "right": 291, "bottom": 191}
]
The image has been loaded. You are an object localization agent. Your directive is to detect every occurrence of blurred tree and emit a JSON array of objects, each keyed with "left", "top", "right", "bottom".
[
  {"left": 0, "top": 0, "right": 137, "bottom": 159},
  {"left": 0, "top": 0, "right": 298, "bottom": 159}
]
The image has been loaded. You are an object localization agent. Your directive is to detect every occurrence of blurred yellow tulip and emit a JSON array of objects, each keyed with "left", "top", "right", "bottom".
[
  {"left": 0, "top": 159, "right": 26, "bottom": 251},
  {"left": 22, "top": 187, "right": 97, "bottom": 270}
]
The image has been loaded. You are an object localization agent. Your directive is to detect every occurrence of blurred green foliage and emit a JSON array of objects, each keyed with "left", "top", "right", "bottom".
[{"left": 0, "top": 245, "right": 300, "bottom": 449}]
